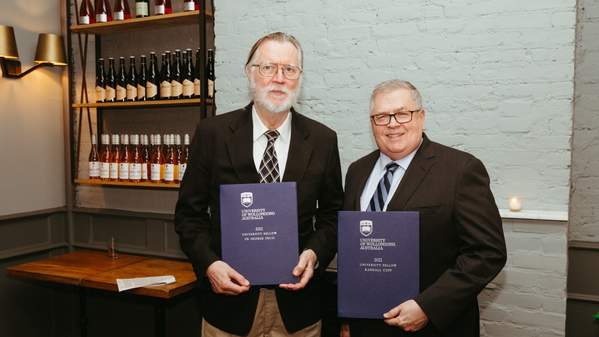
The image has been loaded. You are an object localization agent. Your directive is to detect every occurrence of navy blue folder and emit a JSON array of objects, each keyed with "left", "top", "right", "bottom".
[
  {"left": 337, "top": 211, "right": 420, "bottom": 318},
  {"left": 220, "top": 182, "right": 299, "bottom": 285}
]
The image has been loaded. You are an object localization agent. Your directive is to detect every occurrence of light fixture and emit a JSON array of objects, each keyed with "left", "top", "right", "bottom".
[
  {"left": 509, "top": 196, "right": 522, "bottom": 212},
  {"left": 0, "top": 25, "right": 67, "bottom": 79}
]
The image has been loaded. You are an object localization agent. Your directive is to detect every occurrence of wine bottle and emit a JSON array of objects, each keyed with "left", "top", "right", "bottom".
[
  {"left": 79, "top": 0, "right": 95, "bottom": 25},
  {"left": 183, "top": 0, "right": 195, "bottom": 11},
  {"left": 126, "top": 56, "right": 137, "bottom": 102},
  {"left": 182, "top": 49, "right": 194, "bottom": 99},
  {"left": 207, "top": 49, "right": 215, "bottom": 98},
  {"left": 137, "top": 55, "right": 147, "bottom": 101},
  {"left": 154, "top": 0, "right": 165, "bottom": 15},
  {"left": 105, "top": 58, "right": 116, "bottom": 102},
  {"left": 129, "top": 134, "right": 143, "bottom": 182},
  {"left": 110, "top": 134, "right": 120, "bottom": 180},
  {"left": 95, "top": 58, "right": 106, "bottom": 103},
  {"left": 100, "top": 134, "right": 111, "bottom": 180},
  {"left": 174, "top": 134, "right": 182, "bottom": 182},
  {"left": 89, "top": 134, "right": 101, "bottom": 179},
  {"left": 159, "top": 52, "right": 172, "bottom": 100},
  {"left": 135, "top": 0, "right": 149, "bottom": 18},
  {"left": 141, "top": 134, "right": 150, "bottom": 181},
  {"left": 95, "top": 0, "right": 111, "bottom": 23},
  {"left": 164, "top": 134, "right": 176, "bottom": 183},
  {"left": 116, "top": 57, "right": 127, "bottom": 102},
  {"left": 118, "top": 134, "right": 130, "bottom": 181},
  {"left": 171, "top": 49, "right": 183, "bottom": 99},
  {"left": 193, "top": 48, "right": 201, "bottom": 98},
  {"left": 113, "top": 0, "right": 124, "bottom": 20},
  {"left": 179, "top": 133, "right": 190, "bottom": 181},
  {"left": 146, "top": 52, "right": 158, "bottom": 100},
  {"left": 194, "top": 0, "right": 200, "bottom": 11},
  {"left": 165, "top": 0, "right": 172, "bottom": 14},
  {"left": 150, "top": 134, "right": 164, "bottom": 183}
]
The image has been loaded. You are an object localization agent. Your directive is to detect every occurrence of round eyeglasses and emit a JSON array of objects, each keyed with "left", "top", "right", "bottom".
[{"left": 251, "top": 63, "right": 303, "bottom": 80}]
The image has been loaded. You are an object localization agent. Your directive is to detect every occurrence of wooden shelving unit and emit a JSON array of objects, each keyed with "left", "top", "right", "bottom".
[
  {"left": 76, "top": 179, "right": 180, "bottom": 190},
  {"left": 72, "top": 98, "right": 212, "bottom": 109},
  {"left": 70, "top": 10, "right": 212, "bottom": 35}
]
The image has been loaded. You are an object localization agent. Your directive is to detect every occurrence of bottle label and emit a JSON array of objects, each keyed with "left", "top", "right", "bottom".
[
  {"left": 114, "top": 11, "right": 125, "bottom": 21},
  {"left": 110, "top": 163, "right": 119, "bottom": 179},
  {"left": 147, "top": 82, "right": 158, "bottom": 98},
  {"left": 150, "top": 163, "right": 161, "bottom": 181},
  {"left": 193, "top": 78, "right": 201, "bottom": 96},
  {"left": 96, "top": 13, "right": 108, "bottom": 23},
  {"left": 100, "top": 162, "right": 110, "bottom": 179},
  {"left": 137, "top": 84, "right": 146, "bottom": 100},
  {"left": 179, "top": 163, "right": 187, "bottom": 180},
  {"left": 106, "top": 86, "right": 116, "bottom": 101},
  {"left": 136, "top": 3, "right": 149, "bottom": 16},
  {"left": 116, "top": 85, "right": 126, "bottom": 100},
  {"left": 208, "top": 79, "right": 214, "bottom": 97},
  {"left": 126, "top": 84, "right": 137, "bottom": 100},
  {"left": 164, "top": 164, "right": 175, "bottom": 182},
  {"left": 89, "top": 161, "right": 101, "bottom": 178},
  {"left": 130, "top": 163, "right": 142, "bottom": 180},
  {"left": 95, "top": 86, "right": 106, "bottom": 102},
  {"left": 184, "top": 2, "right": 195, "bottom": 11},
  {"left": 171, "top": 80, "right": 183, "bottom": 97},
  {"left": 183, "top": 79, "right": 194, "bottom": 97},
  {"left": 160, "top": 81, "right": 172, "bottom": 98},
  {"left": 155, "top": 4, "right": 165, "bottom": 15},
  {"left": 80, "top": 15, "right": 90, "bottom": 25},
  {"left": 141, "top": 163, "right": 148, "bottom": 180},
  {"left": 119, "top": 163, "right": 130, "bottom": 180}
]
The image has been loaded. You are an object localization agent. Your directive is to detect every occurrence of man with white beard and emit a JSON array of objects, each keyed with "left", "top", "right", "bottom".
[{"left": 175, "top": 32, "right": 343, "bottom": 337}]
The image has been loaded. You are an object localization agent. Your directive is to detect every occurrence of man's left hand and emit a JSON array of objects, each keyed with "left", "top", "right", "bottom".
[
  {"left": 279, "top": 249, "right": 317, "bottom": 291},
  {"left": 383, "top": 300, "right": 429, "bottom": 332}
]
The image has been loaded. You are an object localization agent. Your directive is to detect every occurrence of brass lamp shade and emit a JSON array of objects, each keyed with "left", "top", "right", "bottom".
[
  {"left": 34, "top": 33, "right": 67, "bottom": 66},
  {"left": 0, "top": 25, "right": 19, "bottom": 60}
]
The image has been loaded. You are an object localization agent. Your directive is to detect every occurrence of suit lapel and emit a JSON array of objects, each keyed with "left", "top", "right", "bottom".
[
  {"left": 225, "top": 104, "right": 260, "bottom": 183},
  {"left": 282, "top": 110, "right": 312, "bottom": 182},
  {"left": 352, "top": 151, "right": 380, "bottom": 210},
  {"left": 387, "top": 134, "right": 436, "bottom": 210}
]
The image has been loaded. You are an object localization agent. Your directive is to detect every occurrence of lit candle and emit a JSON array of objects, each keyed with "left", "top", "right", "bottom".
[{"left": 509, "top": 196, "right": 522, "bottom": 212}]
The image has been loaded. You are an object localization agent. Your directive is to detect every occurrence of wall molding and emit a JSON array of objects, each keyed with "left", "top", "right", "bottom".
[
  {"left": 569, "top": 240, "right": 599, "bottom": 250},
  {"left": 0, "top": 243, "right": 68, "bottom": 260},
  {"left": 568, "top": 292, "right": 599, "bottom": 304},
  {"left": 499, "top": 209, "right": 568, "bottom": 221},
  {"left": 72, "top": 243, "right": 186, "bottom": 260},
  {"left": 0, "top": 207, "right": 67, "bottom": 222},
  {"left": 73, "top": 207, "right": 173, "bottom": 220}
]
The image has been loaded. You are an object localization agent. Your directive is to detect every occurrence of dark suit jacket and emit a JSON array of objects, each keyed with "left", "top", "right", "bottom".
[
  {"left": 174, "top": 103, "right": 343, "bottom": 335},
  {"left": 345, "top": 134, "right": 506, "bottom": 337}
]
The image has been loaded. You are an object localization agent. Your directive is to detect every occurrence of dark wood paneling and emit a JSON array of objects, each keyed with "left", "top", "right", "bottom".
[
  {"left": 566, "top": 299, "right": 599, "bottom": 337},
  {"left": 568, "top": 245, "right": 599, "bottom": 296}
]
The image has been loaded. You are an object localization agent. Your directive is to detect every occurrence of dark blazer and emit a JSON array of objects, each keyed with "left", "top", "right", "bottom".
[
  {"left": 345, "top": 134, "right": 506, "bottom": 337},
  {"left": 174, "top": 103, "right": 343, "bottom": 335}
]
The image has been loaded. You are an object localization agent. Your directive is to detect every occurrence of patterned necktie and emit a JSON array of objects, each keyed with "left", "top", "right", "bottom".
[
  {"left": 368, "top": 162, "right": 400, "bottom": 211},
  {"left": 259, "top": 130, "right": 280, "bottom": 183}
]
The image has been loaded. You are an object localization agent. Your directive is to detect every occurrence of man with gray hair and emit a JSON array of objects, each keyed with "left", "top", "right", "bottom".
[
  {"left": 342, "top": 80, "right": 506, "bottom": 337},
  {"left": 175, "top": 32, "right": 343, "bottom": 337}
]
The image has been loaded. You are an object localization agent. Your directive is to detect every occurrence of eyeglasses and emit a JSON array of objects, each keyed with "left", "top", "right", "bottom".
[
  {"left": 250, "top": 63, "right": 303, "bottom": 80},
  {"left": 370, "top": 109, "right": 421, "bottom": 126}
]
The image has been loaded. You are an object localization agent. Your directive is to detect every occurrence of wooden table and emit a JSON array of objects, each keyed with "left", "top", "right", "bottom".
[{"left": 6, "top": 249, "right": 197, "bottom": 337}]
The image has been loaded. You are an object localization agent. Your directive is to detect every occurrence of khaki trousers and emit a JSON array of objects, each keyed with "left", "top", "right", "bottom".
[{"left": 201, "top": 289, "right": 321, "bottom": 337}]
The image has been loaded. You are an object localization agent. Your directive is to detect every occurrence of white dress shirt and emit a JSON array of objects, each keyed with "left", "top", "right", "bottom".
[
  {"left": 252, "top": 106, "right": 292, "bottom": 181},
  {"left": 359, "top": 146, "right": 420, "bottom": 211}
]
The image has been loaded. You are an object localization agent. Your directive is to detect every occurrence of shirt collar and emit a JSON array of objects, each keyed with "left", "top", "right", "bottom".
[
  {"left": 252, "top": 105, "right": 292, "bottom": 142},
  {"left": 377, "top": 139, "right": 423, "bottom": 172}
]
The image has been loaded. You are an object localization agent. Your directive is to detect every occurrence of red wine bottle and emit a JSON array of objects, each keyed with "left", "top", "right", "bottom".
[
  {"left": 113, "top": 0, "right": 131, "bottom": 20},
  {"left": 79, "top": 0, "right": 95, "bottom": 24}
]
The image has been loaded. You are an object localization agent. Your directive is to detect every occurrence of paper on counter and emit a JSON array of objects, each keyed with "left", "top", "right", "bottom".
[{"left": 116, "top": 275, "right": 176, "bottom": 292}]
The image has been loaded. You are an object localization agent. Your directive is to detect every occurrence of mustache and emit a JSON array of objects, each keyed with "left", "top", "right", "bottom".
[{"left": 263, "top": 84, "right": 291, "bottom": 95}]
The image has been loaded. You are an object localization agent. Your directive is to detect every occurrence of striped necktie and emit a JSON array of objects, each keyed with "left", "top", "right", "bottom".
[
  {"left": 259, "top": 130, "right": 280, "bottom": 183},
  {"left": 368, "top": 162, "right": 400, "bottom": 211}
]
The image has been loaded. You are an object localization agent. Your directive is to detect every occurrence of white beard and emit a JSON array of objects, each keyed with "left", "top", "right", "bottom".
[{"left": 250, "top": 77, "right": 300, "bottom": 114}]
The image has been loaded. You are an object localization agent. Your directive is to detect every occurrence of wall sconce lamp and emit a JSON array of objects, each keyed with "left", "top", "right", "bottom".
[{"left": 0, "top": 25, "right": 67, "bottom": 79}]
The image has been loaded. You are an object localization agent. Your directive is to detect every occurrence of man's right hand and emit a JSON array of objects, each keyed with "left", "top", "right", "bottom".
[{"left": 206, "top": 260, "right": 250, "bottom": 295}]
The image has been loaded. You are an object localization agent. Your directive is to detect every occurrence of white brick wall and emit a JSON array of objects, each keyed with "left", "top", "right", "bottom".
[
  {"left": 480, "top": 219, "right": 567, "bottom": 337},
  {"left": 214, "top": 0, "right": 576, "bottom": 213},
  {"left": 570, "top": 0, "right": 599, "bottom": 241},
  {"left": 214, "top": 1, "right": 572, "bottom": 336}
]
